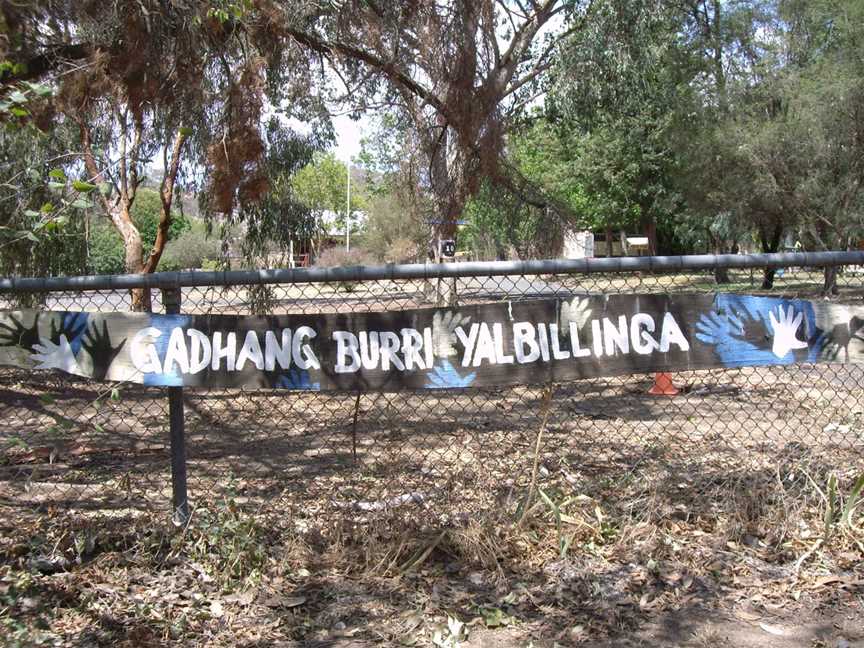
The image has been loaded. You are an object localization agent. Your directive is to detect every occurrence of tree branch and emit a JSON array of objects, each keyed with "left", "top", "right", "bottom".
[
  {"left": 127, "top": 114, "right": 145, "bottom": 204},
  {"left": 284, "top": 27, "right": 449, "bottom": 120},
  {"left": 77, "top": 120, "right": 114, "bottom": 215},
  {"left": 144, "top": 128, "right": 188, "bottom": 273},
  {"left": 0, "top": 42, "right": 93, "bottom": 91},
  {"left": 116, "top": 107, "right": 129, "bottom": 203}
]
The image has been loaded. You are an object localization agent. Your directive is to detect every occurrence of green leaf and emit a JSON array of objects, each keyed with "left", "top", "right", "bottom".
[
  {"left": 42, "top": 216, "right": 67, "bottom": 232},
  {"left": 8, "top": 90, "right": 27, "bottom": 104},
  {"left": 24, "top": 231, "right": 39, "bottom": 243},
  {"left": 71, "top": 198, "right": 94, "bottom": 209},
  {"left": 23, "top": 81, "right": 52, "bottom": 97},
  {"left": 40, "top": 202, "right": 54, "bottom": 213},
  {"left": 110, "top": 388, "right": 121, "bottom": 402},
  {"left": 23, "top": 209, "right": 40, "bottom": 218},
  {"left": 72, "top": 180, "right": 97, "bottom": 192},
  {"left": 179, "top": 126, "right": 193, "bottom": 136},
  {"left": 10, "top": 107, "right": 28, "bottom": 117},
  {"left": 48, "top": 181, "right": 65, "bottom": 191},
  {"left": 48, "top": 169, "right": 67, "bottom": 181}
]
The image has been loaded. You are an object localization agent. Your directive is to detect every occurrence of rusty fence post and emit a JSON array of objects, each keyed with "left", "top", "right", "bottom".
[{"left": 162, "top": 285, "right": 190, "bottom": 526}]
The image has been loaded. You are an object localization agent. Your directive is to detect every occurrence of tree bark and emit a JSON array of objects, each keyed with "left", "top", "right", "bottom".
[
  {"left": 759, "top": 221, "right": 783, "bottom": 289},
  {"left": 79, "top": 118, "right": 149, "bottom": 310},
  {"left": 709, "top": 231, "right": 731, "bottom": 284},
  {"left": 644, "top": 216, "right": 657, "bottom": 256},
  {"left": 117, "top": 211, "right": 149, "bottom": 311},
  {"left": 823, "top": 266, "right": 839, "bottom": 296},
  {"left": 143, "top": 129, "right": 188, "bottom": 274}
]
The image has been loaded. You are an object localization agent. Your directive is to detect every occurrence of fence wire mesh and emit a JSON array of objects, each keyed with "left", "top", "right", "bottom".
[{"left": 2, "top": 261, "right": 864, "bottom": 532}]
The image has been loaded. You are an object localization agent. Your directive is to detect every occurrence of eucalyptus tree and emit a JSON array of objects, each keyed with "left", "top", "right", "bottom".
[
  {"left": 548, "top": 0, "right": 691, "bottom": 256},
  {"left": 0, "top": 0, "right": 325, "bottom": 309},
  {"left": 267, "top": 0, "right": 589, "bottom": 258}
]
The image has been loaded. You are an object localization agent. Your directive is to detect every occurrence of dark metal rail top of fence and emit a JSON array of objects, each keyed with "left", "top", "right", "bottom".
[{"left": 1, "top": 251, "right": 863, "bottom": 294}]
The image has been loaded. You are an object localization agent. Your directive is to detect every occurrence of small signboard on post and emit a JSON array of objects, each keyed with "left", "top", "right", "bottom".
[{"left": 440, "top": 239, "right": 456, "bottom": 258}]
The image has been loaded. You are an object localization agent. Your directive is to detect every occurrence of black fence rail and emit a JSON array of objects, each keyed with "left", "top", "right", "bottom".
[{"left": 1, "top": 252, "right": 864, "bottom": 530}]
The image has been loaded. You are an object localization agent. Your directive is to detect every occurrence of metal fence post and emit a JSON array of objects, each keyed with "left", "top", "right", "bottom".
[{"left": 162, "top": 286, "right": 190, "bottom": 526}]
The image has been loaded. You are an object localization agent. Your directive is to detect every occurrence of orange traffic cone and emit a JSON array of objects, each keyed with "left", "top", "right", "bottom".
[{"left": 648, "top": 372, "right": 679, "bottom": 396}]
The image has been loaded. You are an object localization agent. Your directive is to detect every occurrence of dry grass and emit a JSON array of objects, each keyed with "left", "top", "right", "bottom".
[
  {"left": 2, "top": 425, "right": 862, "bottom": 646},
  {"left": 2, "top": 271, "right": 864, "bottom": 644}
]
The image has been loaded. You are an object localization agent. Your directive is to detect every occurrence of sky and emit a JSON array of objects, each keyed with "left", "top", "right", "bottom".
[{"left": 331, "top": 113, "right": 365, "bottom": 163}]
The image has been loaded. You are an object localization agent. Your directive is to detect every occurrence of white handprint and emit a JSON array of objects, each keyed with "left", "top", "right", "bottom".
[
  {"left": 768, "top": 305, "right": 808, "bottom": 359},
  {"left": 30, "top": 334, "right": 87, "bottom": 377},
  {"left": 431, "top": 310, "right": 471, "bottom": 357},
  {"left": 560, "top": 297, "right": 593, "bottom": 332}
]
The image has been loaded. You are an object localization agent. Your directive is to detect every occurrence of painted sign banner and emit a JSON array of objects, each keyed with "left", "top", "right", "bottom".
[{"left": 1, "top": 293, "right": 862, "bottom": 391}]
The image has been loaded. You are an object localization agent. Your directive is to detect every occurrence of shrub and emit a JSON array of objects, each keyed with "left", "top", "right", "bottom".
[
  {"left": 384, "top": 237, "right": 420, "bottom": 264},
  {"left": 159, "top": 221, "right": 222, "bottom": 271},
  {"left": 86, "top": 190, "right": 192, "bottom": 274},
  {"left": 88, "top": 222, "right": 125, "bottom": 275},
  {"left": 200, "top": 258, "right": 224, "bottom": 271},
  {"left": 314, "top": 246, "right": 375, "bottom": 268},
  {"left": 131, "top": 188, "right": 191, "bottom": 251},
  {"left": 314, "top": 246, "right": 375, "bottom": 292}
]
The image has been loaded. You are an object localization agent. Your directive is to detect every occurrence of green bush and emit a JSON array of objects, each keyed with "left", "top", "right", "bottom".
[
  {"left": 88, "top": 222, "right": 125, "bottom": 275},
  {"left": 160, "top": 221, "right": 223, "bottom": 270},
  {"left": 200, "top": 258, "right": 224, "bottom": 271},
  {"left": 86, "top": 189, "right": 192, "bottom": 274},
  {"left": 132, "top": 189, "right": 191, "bottom": 250}
]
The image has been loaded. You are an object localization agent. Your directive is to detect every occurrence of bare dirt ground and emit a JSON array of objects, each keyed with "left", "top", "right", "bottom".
[
  {"left": 2, "top": 362, "right": 863, "bottom": 646},
  {"left": 1, "top": 268, "right": 863, "bottom": 646}
]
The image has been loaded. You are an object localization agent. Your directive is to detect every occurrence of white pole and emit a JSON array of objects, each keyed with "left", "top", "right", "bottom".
[{"left": 346, "top": 160, "right": 351, "bottom": 252}]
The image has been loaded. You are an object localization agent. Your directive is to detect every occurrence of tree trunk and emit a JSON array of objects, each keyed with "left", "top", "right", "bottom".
[
  {"left": 709, "top": 233, "right": 731, "bottom": 284},
  {"left": 644, "top": 216, "right": 657, "bottom": 256},
  {"left": 619, "top": 231, "right": 629, "bottom": 256},
  {"left": 823, "top": 266, "right": 839, "bottom": 296},
  {"left": 759, "top": 222, "right": 783, "bottom": 290},
  {"left": 111, "top": 204, "right": 149, "bottom": 311},
  {"left": 432, "top": 211, "right": 460, "bottom": 307}
]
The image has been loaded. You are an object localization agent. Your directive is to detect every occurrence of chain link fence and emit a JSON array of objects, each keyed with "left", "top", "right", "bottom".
[{"left": 2, "top": 253, "right": 864, "bottom": 532}]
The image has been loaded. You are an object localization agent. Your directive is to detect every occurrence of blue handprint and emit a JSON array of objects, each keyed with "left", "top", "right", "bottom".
[
  {"left": 695, "top": 294, "right": 822, "bottom": 367},
  {"left": 54, "top": 312, "right": 89, "bottom": 355},
  {"left": 142, "top": 314, "right": 192, "bottom": 386},
  {"left": 425, "top": 359, "right": 476, "bottom": 389},
  {"left": 274, "top": 367, "right": 321, "bottom": 390}
]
